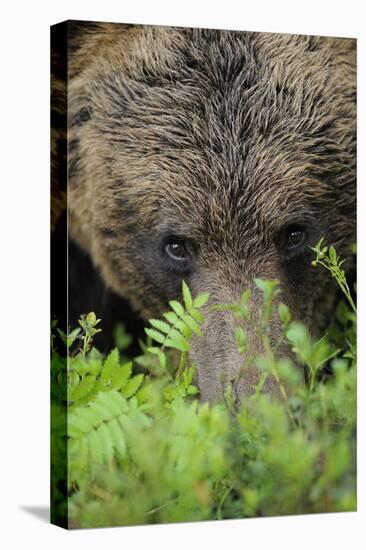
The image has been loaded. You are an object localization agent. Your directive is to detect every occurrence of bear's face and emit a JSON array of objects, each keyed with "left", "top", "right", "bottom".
[{"left": 68, "top": 25, "right": 356, "bottom": 402}]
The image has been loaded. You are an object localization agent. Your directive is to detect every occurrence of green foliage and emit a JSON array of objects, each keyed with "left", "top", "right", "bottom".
[
  {"left": 51, "top": 243, "right": 356, "bottom": 528},
  {"left": 311, "top": 238, "right": 356, "bottom": 314},
  {"left": 113, "top": 323, "right": 133, "bottom": 352},
  {"left": 145, "top": 281, "right": 209, "bottom": 395}
]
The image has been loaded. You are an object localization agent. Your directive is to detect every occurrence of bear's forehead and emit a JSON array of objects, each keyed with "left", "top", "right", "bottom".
[
  {"left": 93, "top": 28, "right": 344, "bottom": 194},
  {"left": 92, "top": 27, "right": 339, "bottom": 145},
  {"left": 89, "top": 27, "right": 351, "bottom": 246}
]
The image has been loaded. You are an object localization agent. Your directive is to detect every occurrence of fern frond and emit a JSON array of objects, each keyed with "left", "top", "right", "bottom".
[
  {"left": 68, "top": 389, "right": 149, "bottom": 487},
  {"left": 145, "top": 282, "right": 208, "bottom": 357},
  {"left": 68, "top": 347, "right": 142, "bottom": 408}
]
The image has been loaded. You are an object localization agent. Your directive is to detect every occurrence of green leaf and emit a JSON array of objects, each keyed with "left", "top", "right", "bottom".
[
  {"left": 57, "top": 327, "right": 81, "bottom": 348},
  {"left": 317, "top": 237, "right": 325, "bottom": 250},
  {"left": 255, "top": 278, "right": 280, "bottom": 302},
  {"left": 96, "top": 390, "right": 129, "bottom": 416},
  {"left": 67, "top": 420, "right": 84, "bottom": 439},
  {"left": 235, "top": 327, "right": 247, "bottom": 350},
  {"left": 286, "top": 322, "right": 312, "bottom": 366},
  {"left": 86, "top": 312, "right": 97, "bottom": 325},
  {"left": 96, "top": 422, "right": 114, "bottom": 462},
  {"left": 107, "top": 418, "right": 126, "bottom": 459},
  {"left": 278, "top": 303, "right": 291, "bottom": 326},
  {"left": 88, "top": 428, "right": 103, "bottom": 464},
  {"left": 147, "top": 346, "right": 160, "bottom": 355},
  {"left": 68, "top": 409, "right": 95, "bottom": 434},
  {"left": 68, "top": 436, "right": 88, "bottom": 472},
  {"left": 158, "top": 349, "right": 167, "bottom": 369},
  {"left": 166, "top": 329, "right": 189, "bottom": 349},
  {"left": 240, "top": 288, "right": 251, "bottom": 304},
  {"left": 89, "top": 401, "right": 113, "bottom": 423},
  {"left": 101, "top": 348, "right": 120, "bottom": 382},
  {"left": 332, "top": 358, "right": 348, "bottom": 375},
  {"left": 189, "top": 308, "right": 205, "bottom": 324},
  {"left": 86, "top": 358, "right": 103, "bottom": 377},
  {"left": 165, "top": 338, "right": 190, "bottom": 352},
  {"left": 69, "top": 375, "right": 96, "bottom": 402},
  {"left": 163, "top": 311, "right": 179, "bottom": 324},
  {"left": 111, "top": 361, "right": 133, "bottom": 390},
  {"left": 193, "top": 292, "right": 210, "bottom": 308},
  {"left": 149, "top": 319, "right": 171, "bottom": 334},
  {"left": 175, "top": 319, "right": 193, "bottom": 338},
  {"left": 329, "top": 246, "right": 337, "bottom": 265},
  {"left": 169, "top": 300, "right": 185, "bottom": 317},
  {"left": 182, "top": 280, "right": 193, "bottom": 309},
  {"left": 144, "top": 328, "right": 165, "bottom": 345},
  {"left": 113, "top": 323, "right": 133, "bottom": 351},
  {"left": 183, "top": 314, "right": 202, "bottom": 336},
  {"left": 122, "top": 374, "right": 144, "bottom": 399},
  {"left": 211, "top": 304, "right": 242, "bottom": 314}
]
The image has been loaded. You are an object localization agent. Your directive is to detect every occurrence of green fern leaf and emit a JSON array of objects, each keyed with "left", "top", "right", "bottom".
[
  {"left": 175, "top": 320, "right": 193, "bottom": 339},
  {"left": 145, "top": 328, "right": 165, "bottom": 345},
  {"left": 69, "top": 375, "right": 96, "bottom": 402},
  {"left": 163, "top": 311, "right": 179, "bottom": 324},
  {"left": 169, "top": 300, "right": 185, "bottom": 317},
  {"left": 111, "top": 361, "right": 132, "bottom": 390},
  {"left": 69, "top": 407, "right": 99, "bottom": 433},
  {"left": 97, "top": 390, "right": 129, "bottom": 416},
  {"left": 165, "top": 338, "right": 190, "bottom": 352},
  {"left": 193, "top": 292, "right": 210, "bottom": 308},
  {"left": 122, "top": 374, "right": 144, "bottom": 399},
  {"left": 67, "top": 420, "right": 84, "bottom": 439},
  {"left": 182, "top": 314, "right": 202, "bottom": 336},
  {"left": 69, "top": 355, "right": 88, "bottom": 377},
  {"left": 101, "top": 348, "right": 120, "bottom": 382},
  {"left": 87, "top": 358, "right": 103, "bottom": 377},
  {"left": 147, "top": 346, "right": 160, "bottom": 355},
  {"left": 68, "top": 438, "right": 82, "bottom": 458},
  {"left": 149, "top": 319, "right": 171, "bottom": 334},
  {"left": 69, "top": 435, "right": 88, "bottom": 466},
  {"left": 182, "top": 280, "right": 193, "bottom": 309},
  {"left": 118, "top": 413, "right": 134, "bottom": 434},
  {"left": 189, "top": 308, "right": 205, "bottom": 324},
  {"left": 158, "top": 349, "right": 167, "bottom": 369},
  {"left": 96, "top": 422, "right": 114, "bottom": 462},
  {"left": 107, "top": 418, "right": 127, "bottom": 459},
  {"left": 168, "top": 328, "right": 189, "bottom": 345},
  {"left": 88, "top": 428, "right": 104, "bottom": 464},
  {"left": 88, "top": 401, "right": 114, "bottom": 423}
]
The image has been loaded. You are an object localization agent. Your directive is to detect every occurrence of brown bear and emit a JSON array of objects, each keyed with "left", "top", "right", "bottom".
[{"left": 53, "top": 22, "right": 356, "bottom": 403}]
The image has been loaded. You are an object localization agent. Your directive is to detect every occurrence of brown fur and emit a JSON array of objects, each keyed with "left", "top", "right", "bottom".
[{"left": 63, "top": 22, "right": 356, "bottom": 402}]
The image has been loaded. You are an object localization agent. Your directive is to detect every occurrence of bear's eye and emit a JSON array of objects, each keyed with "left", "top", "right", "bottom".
[
  {"left": 276, "top": 225, "right": 309, "bottom": 258},
  {"left": 164, "top": 239, "right": 190, "bottom": 261},
  {"left": 286, "top": 226, "right": 307, "bottom": 250}
]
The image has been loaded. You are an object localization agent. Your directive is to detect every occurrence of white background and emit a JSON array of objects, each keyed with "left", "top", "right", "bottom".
[{"left": 0, "top": 1, "right": 365, "bottom": 548}]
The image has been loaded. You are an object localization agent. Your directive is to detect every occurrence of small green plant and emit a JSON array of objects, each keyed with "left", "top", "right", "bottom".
[
  {"left": 310, "top": 238, "right": 356, "bottom": 366},
  {"left": 51, "top": 241, "right": 356, "bottom": 528},
  {"left": 311, "top": 238, "right": 356, "bottom": 314},
  {"left": 145, "top": 281, "right": 209, "bottom": 398}
]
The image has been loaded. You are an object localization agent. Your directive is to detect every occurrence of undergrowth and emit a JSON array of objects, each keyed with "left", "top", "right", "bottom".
[{"left": 51, "top": 241, "right": 356, "bottom": 528}]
